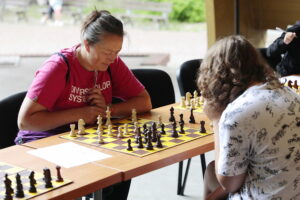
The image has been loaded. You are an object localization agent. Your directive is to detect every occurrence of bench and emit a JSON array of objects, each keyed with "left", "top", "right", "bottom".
[
  {"left": 63, "top": 0, "right": 88, "bottom": 24},
  {"left": 120, "top": 0, "right": 172, "bottom": 27},
  {"left": 1, "top": 0, "right": 31, "bottom": 22}
]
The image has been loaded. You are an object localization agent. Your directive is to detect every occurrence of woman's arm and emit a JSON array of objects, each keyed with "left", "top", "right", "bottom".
[
  {"left": 18, "top": 97, "right": 103, "bottom": 131},
  {"left": 110, "top": 89, "right": 152, "bottom": 117}
]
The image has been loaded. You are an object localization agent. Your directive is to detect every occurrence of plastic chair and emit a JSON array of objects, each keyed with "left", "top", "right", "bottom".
[
  {"left": 0, "top": 91, "right": 26, "bottom": 149},
  {"left": 176, "top": 59, "right": 206, "bottom": 195}
]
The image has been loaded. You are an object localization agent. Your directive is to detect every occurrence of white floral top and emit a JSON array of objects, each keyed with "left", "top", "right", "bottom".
[{"left": 218, "top": 81, "right": 300, "bottom": 200}]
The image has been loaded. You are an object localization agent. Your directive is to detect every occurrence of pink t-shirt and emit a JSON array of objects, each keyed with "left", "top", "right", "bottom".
[
  {"left": 28, "top": 45, "right": 144, "bottom": 111},
  {"left": 15, "top": 45, "right": 144, "bottom": 144}
]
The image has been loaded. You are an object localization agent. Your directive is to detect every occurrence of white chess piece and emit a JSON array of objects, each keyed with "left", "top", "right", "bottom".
[
  {"left": 69, "top": 124, "right": 77, "bottom": 137},
  {"left": 105, "top": 107, "right": 111, "bottom": 126},
  {"left": 133, "top": 122, "right": 138, "bottom": 134},
  {"left": 78, "top": 119, "right": 86, "bottom": 135},
  {"left": 117, "top": 126, "right": 124, "bottom": 138},
  {"left": 195, "top": 97, "right": 200, "bottom": 107},
  {"left": 190, "top": 99, "right": 195, "bottom": 110},
  {"left": 180, "top": 96, "right": 186, "bottom": 108},
  {"left": 158, "top": 115, "right": 162, "bottom": 128},
  {"left": 97, "top": 115, "right": 102, "bottom": 133},
  {"left": 132, "top": 108, "right": 137, "bottom": 123},
  {"left": 186, "top": 92, "right": 192, "bottom": 106},
  {"left": 98, "top": 128, "right": 104, "bottom": 144},
  {"left": 124, "top": 123, "right": 129, "bottom": 135},
  {"left": 108, "top": 124, "right": 113, "bottom": 136},
  {"left": 193, "top": 90, "right": 198, "bottom": 99}
]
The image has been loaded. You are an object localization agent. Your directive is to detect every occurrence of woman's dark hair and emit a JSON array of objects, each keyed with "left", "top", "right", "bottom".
[
  {"left": 197, "top": 35, "right": 281, "bottom": 115},
  {"left": 81, "top": 10, "right": 124, "bottom": 45}
]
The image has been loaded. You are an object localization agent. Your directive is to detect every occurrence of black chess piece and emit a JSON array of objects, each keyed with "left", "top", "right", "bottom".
[
  {"left": 179, "top": 122, "right": 185, "bottom": 134},
  {"left": 29, "top": 171, "right": 37, "bottom": 184},
  {"left": 15, "top": 173, "right": 25, "bottom": 198},
  {"left": 160, "top": 123, "right": 166, "bottom": 135},
  {"left": 294, "top": 80, "right": 299, "bottom": 89},
  {"left": 142, "top": 123, "right": 148, "bottom": 134},
  {"left": 169, "top": 107, "right": 175, "bottom": 122},
  {"left": 29, "top": 178, "right": 37, "bottom": 193},
  {"left": 151, "top": 125, "right": 158, "bottom": 142},
  {"left": 127, "top": 139, "right": 133, "bottom": 151},
  {"left": 56, "top": 166, "right": 64, "bottom": 182},
  {"left": 171, "top": 121, "right": 179, "bottom": 138},
  {"left": 137, "top": 136, "right": 144, "bottom": 148},
  {"left": 43, "top": 168, "right": 53, "bottom": 188},
  {"left": 189, "top": 108, "right": 195, "bottom": 124},
  {"left": 135, "top": 127, "right": 141, "bottom": 144},
  {"left": 179, "top": 113, "right": 184, "bottom": 125},
  {"left": 288, "top": 80, "right": 293, "bottom": 88},
  {"left": 4, "top": 174, "right": 13, "bottom": 194},
  {"left": 146, "top": 133, "right": 154, "bottom": 150},
  {"left": 200, "top": 120, "right": 206, "bottom": 133},
  {"left": 156, "top": 134, "right": 163, "bottom": 148}
]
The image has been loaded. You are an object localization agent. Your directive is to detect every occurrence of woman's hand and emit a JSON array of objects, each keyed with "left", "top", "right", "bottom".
[
  {"left": 284, "top": 32, "right": 297, "bottom": 45},
  {"left": 79, "top": 105, "right": 104, "bottom": 124},
  {"left": 86, "top": 88, "right": 107, "bottom": 110}
]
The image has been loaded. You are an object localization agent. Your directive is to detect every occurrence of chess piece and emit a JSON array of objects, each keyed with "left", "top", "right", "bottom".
[
  {"left": 97, "top": 124, "right": 104, "bottom": 144},
  {"left": 43, "top": 168, "right": 53, "bottom": 188},
  {"left": 105, "top": 106, "right": 112, "bottom": 126},
  {"left": 117, "top": 126, "right": 124, "bottom": 138},
  {"left": 69, "top": 123, "right": 77, "bottom": 137},
  {"left": 146, "top": 133, "right": 154, "bottom": 150},
  {"left": 156, "top": 134, "right": 163, "bottom": 148},
  {"left": 189, "top": 108, "right": 195, "bottom": 124},
  {"left": 127, "top": 139, "right": 133, "bottom": 151},
  {"left": 287, "top": 80, "right": 293, "bottom": 88},
  {"left": 160, "top": 123, "right": 166, "bottom": 135},
  {"left": 97, "top": 115, "right": 103, "bottom": 132},
  {"left": 4, "top": 174, "right": 13, "bottom": 196},
  {"left": 193, "top": 90, "right": 198, "bottom": 99},
  {"left": 15, "top": 173, "right": 25, "bottom": 198},
  {"left": 151, "top": 122, "right": 158, "bottom": 142},
  {"left": 108, "top": 124, "right": 113, "bottom": 136},
  {"left": 78, "top": 119, "right": 86, "bottom": 135},
  {"left": 190, "top": 98, "right": 195, "bottom": 110},
  {"left": 158, "top": 115, "right": 162, "bottom": 128},
  {"left": 171, "top": 121, "right": 179, "bottom": 138},
  {"left": 180, "top": 96, "right": 186, "bottom": 108},
  {"left": 135, "top": 127, "right": 141, "bottom": 144},
  {"left": 169, "top": 106, "right": 175, "bottom": 122},
  {"left": 186, "top": 92, "right": 192, "bottom": 106},
  {"left": 124, "top": 123, "right": 129, "bottom": 135},
  {"left": 137, "top": 135, "right": 144, "bottom": 148},
  {"left": 4, "top": 185, "right": 13, "bottom": 200},
  {"left": 179, "top": 122, "right": 185, "bottom": 134},
  {"left": 56, "top": 166, "right": 64, "bottom": 182},
  {"left": 179, "top": 113, "right": 184, "bottom": 125},
  {"left": 133, "top": 122, "right": 139, "bottom": 134},
  {"left": 132, "top": 108, "right": 137, "bottom": 123},
  {"left": 28, "top": 171, "right": 37, "bottom": 193},
  {"left": 200, "top": 120, "right": 206, "bottom": 133},
  {"left": 293, "top": 80, "right": 298, "bottom": 89},
  {"left": 143, "top": 123, "right": 148, "bottom": 134},
  {"left": 195, "top": 97, "right": 200, "bottom": 107}
]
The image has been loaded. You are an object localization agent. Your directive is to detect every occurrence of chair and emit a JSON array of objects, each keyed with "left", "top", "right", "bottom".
[
  {"left": 176, "top": 59, "right": 206, "bottom": 195},
  {"left": 0, "top": 91, "right": 26, "bottom": 149},
  {"left": 131, "top": 68, "right": 175, "bottom": 109},
  {"left": 257, "top": 47, "right": 281, "bottom": 70}
]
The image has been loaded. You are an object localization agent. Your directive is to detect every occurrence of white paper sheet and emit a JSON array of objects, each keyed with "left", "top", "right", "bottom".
[{"left": 28, "top": 142, "right": 111, "bottom": 168}]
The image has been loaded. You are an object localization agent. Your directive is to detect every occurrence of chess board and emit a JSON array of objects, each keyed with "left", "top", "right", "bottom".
[
  {"left": 284, "top": 80, "right": 300, "bottom": 95},
  {"left": 60, "top": 118, "right": 213, "bottom": 157},
  {"left": 0, "top": 162, "right": 72, "bottom": 200}
]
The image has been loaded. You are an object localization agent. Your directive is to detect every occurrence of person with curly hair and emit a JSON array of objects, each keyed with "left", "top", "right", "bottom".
[{"left": 198, "top": 35, "right": 300, "bottom": 200}]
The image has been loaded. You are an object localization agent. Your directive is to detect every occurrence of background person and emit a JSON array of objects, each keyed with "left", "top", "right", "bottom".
[{"left": 198, "top": 35, "right": 300, "bottom": 200}]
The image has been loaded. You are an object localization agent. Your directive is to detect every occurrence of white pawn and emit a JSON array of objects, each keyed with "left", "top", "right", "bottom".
[
  {"left": 180, "top": 96, "right": 186, "bottom": 108},
  {"left": 132, "top": 108, "right": 137, "bottom": 123},
  {"left": 105, "top": 106, "right": 111, "bottom": 126},
  {"left": 193, "top": 90, "right": 198, "bottom": 99},
  {"left": 78, "top": 119, "right": 86, "bottom": 135},
  {"left": 108, "top": 124, "right": 113, "bottom": 136},
  {"left": 69, "top": 124, "right": 77, "bottom": 137},
  {"left": 98, "top": 128, "right": 104, "bottom": 144},
  {"left": 124, "top": 123, "right": 129, "bottom": 135},
  {"left": 190, "top": 99, "right": 195, "bottom": 110},
  {"left": 195, "top": 97, "right": 200, "bottom": 107},
  {"left": 97, "top": 115, "right": 102, "bottom": 133},
  {"left": 133, "top": 122, "right": 139, "bottom": 134},
  {"left": 186, "top": 92, "right": 192, "bottom": 106},
  {"left": 158, "top": 115, "right": 162, "bottom": 128},
  {"left": 117, "top": 126, "right": 124, "bottom": 138}
]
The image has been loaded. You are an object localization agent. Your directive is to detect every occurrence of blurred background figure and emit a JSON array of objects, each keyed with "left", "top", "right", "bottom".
[{"left": 41, "top": 0, "right": 63, "bottom": 26}]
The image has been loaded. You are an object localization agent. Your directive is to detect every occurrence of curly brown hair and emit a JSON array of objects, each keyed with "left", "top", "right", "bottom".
[{"left": 197, "top": 35, "right": 281, "bottom": 115}]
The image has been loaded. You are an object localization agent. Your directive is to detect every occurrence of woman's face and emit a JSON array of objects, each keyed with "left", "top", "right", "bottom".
[{"left": 86, "top": 34, "right": 123, "bottom": 71}]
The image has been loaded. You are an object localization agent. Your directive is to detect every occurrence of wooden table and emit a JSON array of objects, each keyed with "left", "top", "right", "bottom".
[
  {"left": 24, "top": 103, "right": 214, "bottom": 181},
  {"left": 0, "top": 145, "right": 122, "bottom": 200}
]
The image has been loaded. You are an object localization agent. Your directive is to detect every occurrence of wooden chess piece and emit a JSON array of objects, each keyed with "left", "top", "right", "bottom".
[
  {"left": 160, "top": 123, "right": 166, "bottom": 135},
  {"left": 200, "top": 120, "right": 206, "bottom": 133},
  {"left": 189, "top": 108, "right": 195, "bottom": 124},
  {"left": 78, "top": 119, "right": 86, "bottom": 135},
  {"left": 156, "top": 134, "right": 163, "bottom": 148},
  {"left": 169, "top": 106, "right": 175, "bottom": 122},
  {"left": 127, "top": 139, "right": 133, "bottom": 151},
  {"left": 137, "top": 136, "right": 144, "bottom": 148},
  {"left": 43, "top": 168, "right": 53, "bottom": 188},
  {"left": 15, "top": 173, "right": 25, "bottom": 198},
  {"left": 171, "top": 121, "right": 179, "bottom": 138},
  {"left": 56, "top": 166, "right": 64, "bottom": 182}
]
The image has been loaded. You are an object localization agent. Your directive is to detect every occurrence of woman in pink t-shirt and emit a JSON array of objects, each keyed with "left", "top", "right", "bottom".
[{"left": 16, "top": 10, "right": 152, "bottom": 200}]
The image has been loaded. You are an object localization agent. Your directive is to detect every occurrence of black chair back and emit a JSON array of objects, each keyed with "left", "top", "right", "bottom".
[
  {"left": 257, "top": 48, "right": 281, "bottom": 70},
  {"left": 132, "top": 68, "right": 175, "bottom": 109},
  {"left": 0, "top": 91, "right": 26, "bottom": 149},
  {"left": 176, "top": 59, "right": 202, "bottom": 96}
]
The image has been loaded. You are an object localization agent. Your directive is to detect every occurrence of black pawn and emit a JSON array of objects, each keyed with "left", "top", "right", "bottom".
[
  {"left": 56, "top": 166, "right": 64, "bottom": 182},
  {"left": 200, "top": 120, "right": 206, "bottom": 133},
  {"left": 179, "top": 122, "right": 185, "bottom": 134},
  {"left": 137, "top": 136, "right": 144, "bottom": 148},
  {"left": 189, "top": 108, "right": 195, "bottom": 124},
  {"left": 179, "top": 113, "right": 185, "bottom": 125},
  {"left": 15, "top": 173, "right": 25, "bottom": 198},
  {"left": 142, "top": 123, "right": 148, "bottom": 134},
  {"left": 28, "top": 171, "right": 37, "bottom": 193},
  {"left": 171, "top": 121, "right": 179, "bottom": 138},
  {"left": 43, "top": 168, "right": 53, "bottom": 188},
  {"left": 169, "top": 107, "right": 175, "bottom": 122},
  {"left": 160, "top": 123, "right": 166, "bottom": 135},
  {"left": 156, "top": 134, "right": 163, "bottom": 148},
  {"left": 127, "top": 139, "right": 133, "bottom": 151},
  {"left": 146, "top": 134, "right": 154, "bottom": 150}
]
